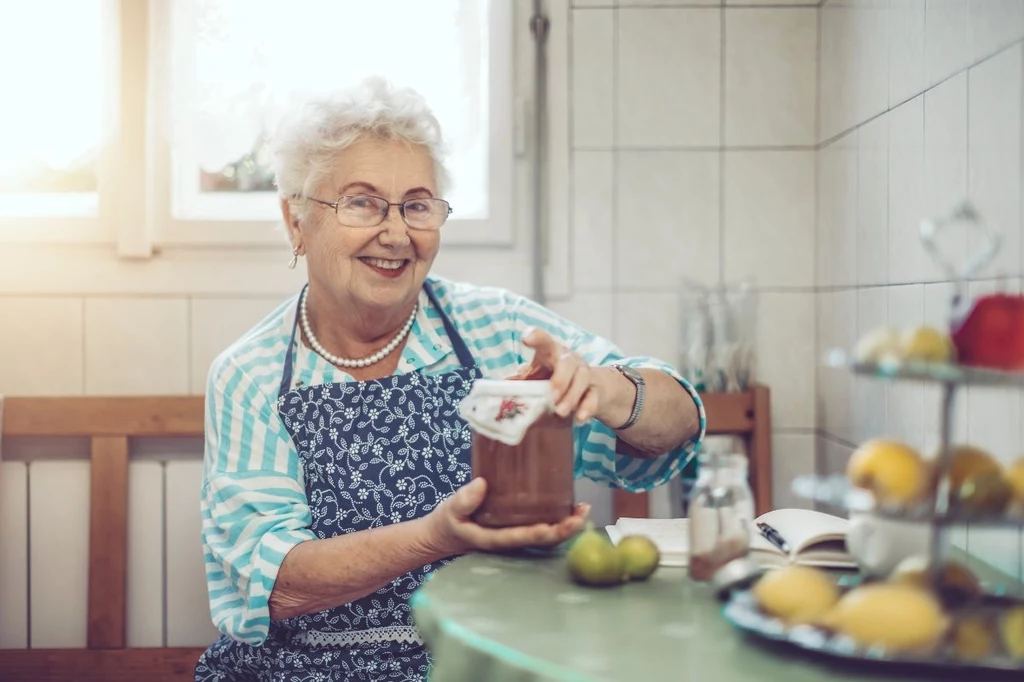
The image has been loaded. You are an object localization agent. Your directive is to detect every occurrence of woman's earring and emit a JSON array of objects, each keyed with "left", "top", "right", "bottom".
[{"left": 288, "top": 246, "right": 300, "bottom": 269}]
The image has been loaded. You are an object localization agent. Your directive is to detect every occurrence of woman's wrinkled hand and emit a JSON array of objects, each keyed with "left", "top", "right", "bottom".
[
  {"left": 507, "top": 328, "right": 605, "bottom": 423},
  {"left": 425, "top": 478, "right": 589, "bottom": 556}
]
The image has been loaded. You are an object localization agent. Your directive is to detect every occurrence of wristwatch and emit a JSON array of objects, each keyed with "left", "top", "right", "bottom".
[{"left": 611, "top": 364, "right": 645, "bottom": 430}]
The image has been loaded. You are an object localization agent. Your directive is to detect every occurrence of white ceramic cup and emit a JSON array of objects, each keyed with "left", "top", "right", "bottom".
[{"left": 845, "top": 512, "right": 934, "bottom": 577}]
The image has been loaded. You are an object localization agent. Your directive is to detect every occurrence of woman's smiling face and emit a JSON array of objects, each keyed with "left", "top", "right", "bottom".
[{"left": 294, "top": 135, "right": 442, "bottom": 313}]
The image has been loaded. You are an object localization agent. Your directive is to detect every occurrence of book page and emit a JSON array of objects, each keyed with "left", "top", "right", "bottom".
[
  {"left": 755, "top": 508, "right": 849, "bottom": 556},
  {"left": 610, "top": 517, "right": 689, "bottom": 557}
]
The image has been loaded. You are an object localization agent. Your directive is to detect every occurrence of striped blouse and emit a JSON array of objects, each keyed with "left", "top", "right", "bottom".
[{"left": 201, "top": 275, "right": 706, "bottom": 645}]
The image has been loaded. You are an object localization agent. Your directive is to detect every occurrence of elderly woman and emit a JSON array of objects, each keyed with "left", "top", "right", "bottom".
[{"left": 195, "top": 77, "right": 705, "bottom": 682}]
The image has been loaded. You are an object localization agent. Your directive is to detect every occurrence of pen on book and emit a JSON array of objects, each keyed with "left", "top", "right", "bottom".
[{"left": 757, "top": 522, "right": 791, "bottom": 554}]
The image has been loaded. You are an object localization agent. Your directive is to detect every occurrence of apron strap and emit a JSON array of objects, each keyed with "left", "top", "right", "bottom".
[
  {"left": 423, "top": 281, "right": 476, "bottom": 369},
  {"left": 278, "top": 284, "right": 305, "bottom": 399}
]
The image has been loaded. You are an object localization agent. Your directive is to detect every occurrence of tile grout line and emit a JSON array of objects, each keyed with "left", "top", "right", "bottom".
[
  {"left": 186, "top": 297, "right": 194, "bottom": 394},
  {"left": 611, "top": 1, "right": 619, "bottom": 334},
  {"left": 963, "top": 34, "right": 972, "bottom": 575},
  {"left": 1020, "top": 43, "right": 1024, "bottom": 286},
  {"left": 25, "top": 462, "right": 31, "bottom": 649},
  {"left": 572, "top": 145, "right": 817, "bottom": 152},
  {"left": 81, "top": 298, "right": 87, "bottom": 394},
  {"left": 581, "top": 2, "right": 818, "bottom": 7},
  {"left": 812, "top": 0, "right": 823, "bottom": 473},
  {"left": 961, "top": 21, "right": 975, "bottom": 554},
  {"left": 566, "top": 8, "right": 576, "bottom": 298},
  {"left": 816, "top": 429, "right": 858, "bottom": 449},
  {"left": 162, "top": 461, "right": 168, "bottom": 648},
  {"left": 1020, "top": 43, "right": 1024, "bottom": 586},
  {"left": 719, "top": 2, "right": 727, "bottom": 285},
  {"left": 576, "top": 275, "right": 1019, "bottom": 294},
  {"left": 818, "top": 37, "right": 1024, "bottom": 150},
  {"left": 1, "top": 292, "right": 292, "bottom": 301}
]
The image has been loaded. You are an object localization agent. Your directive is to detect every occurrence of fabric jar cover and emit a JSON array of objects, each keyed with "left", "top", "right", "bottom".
[{"left": 457, "top": 379, "right": 555, "bottom": 446}]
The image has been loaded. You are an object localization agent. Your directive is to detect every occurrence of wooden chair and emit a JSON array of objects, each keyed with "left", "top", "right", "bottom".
[
  {"left": 0, "top": 397, "right": 207, "bottom": 682},
  {"left": 0, "top": 387, "right": 770, "bottom": 680},
  {"left": 613, "top": 384, "right": 773, "bottom": 520}
]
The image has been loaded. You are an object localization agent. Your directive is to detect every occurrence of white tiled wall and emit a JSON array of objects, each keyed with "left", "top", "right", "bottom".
[
  {"left": 573, "top": 2, "right": 819, "bottom": 522},
  {"left": 817, "top": 0, "right": 1024, "bottom": 583}
]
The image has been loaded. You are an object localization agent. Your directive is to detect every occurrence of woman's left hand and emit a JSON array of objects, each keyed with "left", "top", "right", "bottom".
[{"left": 508, "top": 328, "right": 608, "bottom": 423}]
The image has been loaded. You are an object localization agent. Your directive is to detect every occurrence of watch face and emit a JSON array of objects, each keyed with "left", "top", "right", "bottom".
[{"left": 616, "top": 364, "right": 643, "bottom": 383}]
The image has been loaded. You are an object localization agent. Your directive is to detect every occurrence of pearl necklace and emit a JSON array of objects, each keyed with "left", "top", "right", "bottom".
[{"left": 299, "top": 288, "right": 418, "bottom": 368}]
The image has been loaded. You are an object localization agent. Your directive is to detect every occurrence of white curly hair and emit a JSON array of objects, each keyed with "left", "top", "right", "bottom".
[{"left": 270, "top": 76, "right": 450, "bottom": 223}]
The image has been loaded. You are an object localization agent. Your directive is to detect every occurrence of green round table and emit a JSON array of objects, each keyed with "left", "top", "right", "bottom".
[{"left": 410, "top": 549, "right": 1017, "bottom": 682}]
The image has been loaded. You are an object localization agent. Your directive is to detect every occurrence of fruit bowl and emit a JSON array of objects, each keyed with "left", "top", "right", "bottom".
[{"left": 723, "top": 588, "right": 1024, "bottom": 675}]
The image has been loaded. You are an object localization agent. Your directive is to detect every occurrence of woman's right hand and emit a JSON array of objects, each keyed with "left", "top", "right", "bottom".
[{"left": 424, "top": 478, "right": 589, "bottom": 556}]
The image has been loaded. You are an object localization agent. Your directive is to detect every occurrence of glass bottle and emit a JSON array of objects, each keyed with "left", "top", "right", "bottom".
[{"left": 687, "top": 452, "right": 755, "bottom": 581}]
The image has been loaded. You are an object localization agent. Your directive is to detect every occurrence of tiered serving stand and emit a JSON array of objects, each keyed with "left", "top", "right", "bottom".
[{"left": 721, "top": 203, "right": 1024, "bottom": 674}]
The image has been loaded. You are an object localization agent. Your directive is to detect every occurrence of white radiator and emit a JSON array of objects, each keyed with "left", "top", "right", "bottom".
[{"left": 0, "top": 457, "right": 219, "bottom": 649}]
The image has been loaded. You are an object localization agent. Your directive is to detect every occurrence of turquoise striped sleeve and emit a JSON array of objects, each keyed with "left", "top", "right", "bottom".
[
  {"left": 201, "top": 356, "right": 316, "bottom": 645},
  {"left": 202, "top": 471, "right": 315, "bottom": 645},
  {"left": 508, "top": 296, "right": 705, "bottom": 493}
]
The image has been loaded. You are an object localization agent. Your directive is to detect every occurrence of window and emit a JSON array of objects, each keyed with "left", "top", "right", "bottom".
[
  {"left": 155, "top": 0, "right": 515, "bottom": 246},
  {"left": 3, "top": 0, "right": 522, "bottom": 249},
  {"left": 0, "top": 0, "right": 111, "bottom": 221}
]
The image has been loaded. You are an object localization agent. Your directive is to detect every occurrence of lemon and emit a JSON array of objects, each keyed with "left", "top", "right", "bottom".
[
  {"left": 617, "top": 535, "right": 660, "bottom": 581},
  {"left": 890, "top": 555, "right": 982, "bottom": 606},
  {"left": 1004, "top": 458, "right": 1024, "bottom": 503},
  {"left": 566, "top": 526, "right": 625, "bottom": 587},
  {"left": 819, "top": 583, "right": 947, "bottom": 652},
  {"left": 1000, "top": 606, "right": 1024, "bottom": 659},
  {"left": 901, "top": 325, "right": 953, "bottom": 363},
  {"left": 954, "top": 471, "right": 1013, "bottom": 514},
  {"left": 847, "top": 439, "right": 929, "bottom": 505},
  {"left": 751, "top": 565, "right": 840, "bottom": 626},
  {"left": 945, "top": 444, "right": 1003, "bottom": 490},
  {"left": 952, "top": 616, "right": 996, "bottom": 660}
]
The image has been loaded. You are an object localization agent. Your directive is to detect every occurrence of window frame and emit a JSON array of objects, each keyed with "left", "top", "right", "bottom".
[
  {"left": 0, "top": 0, "right": 574, "bottom": 305},
  {"left": 0, "top": 0, "right": 522, "bottom": 251},
  {"left": 147, "top": 0, "right": 519, "bottom": 251}
]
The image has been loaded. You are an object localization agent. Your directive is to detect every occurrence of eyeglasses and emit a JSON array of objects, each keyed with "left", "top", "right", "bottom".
[{"left": 304, "top": 194, "right": 452, "bottom": 230}]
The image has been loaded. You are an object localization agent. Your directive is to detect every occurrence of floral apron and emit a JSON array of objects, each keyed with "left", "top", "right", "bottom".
[{"left": 195, "top": 282, "right": 481, "bottom": 681}]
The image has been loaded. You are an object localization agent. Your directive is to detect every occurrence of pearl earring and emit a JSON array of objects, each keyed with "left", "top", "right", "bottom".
[{"left": 288, "top": 247, "right": 301, "bottom": 269}]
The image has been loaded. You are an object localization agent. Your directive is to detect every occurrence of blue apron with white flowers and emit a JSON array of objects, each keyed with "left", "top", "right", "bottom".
[{"left": 194, "top": 282, "right": 481, "bottom": 681}]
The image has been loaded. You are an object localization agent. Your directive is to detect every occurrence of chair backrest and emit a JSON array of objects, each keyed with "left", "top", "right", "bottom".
[{"left": 1, "top": 396, "right": 206, "bottom": 682}]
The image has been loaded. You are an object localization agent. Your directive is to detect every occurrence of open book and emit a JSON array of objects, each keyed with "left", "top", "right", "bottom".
[{"left": 605, "top": 508, "right": 855, "bottom": 569}]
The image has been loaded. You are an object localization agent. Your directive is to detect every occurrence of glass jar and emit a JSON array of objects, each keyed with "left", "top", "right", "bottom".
[
  {"left": 687, "top": 452, "right": 755, "bottom": 581},
  {"left": 459, "top": 379, "right": 575, "bottom": 528}
]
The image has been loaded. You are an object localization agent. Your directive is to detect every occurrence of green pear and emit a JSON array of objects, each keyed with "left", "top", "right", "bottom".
[
  {"left": 618, "top": 535, "right": 660, "bottom": 581},
  {"left": 566, "top": 524, "right": 625, "bottom": 587}
]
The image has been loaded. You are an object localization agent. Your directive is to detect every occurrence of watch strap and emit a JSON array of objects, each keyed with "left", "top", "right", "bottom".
[{"left": 611, "top": 364, "right": 645, "bottom": 430}]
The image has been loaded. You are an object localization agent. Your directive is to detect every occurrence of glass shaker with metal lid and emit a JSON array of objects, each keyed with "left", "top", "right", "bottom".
[{"left": 687, "top": 451, "right": 755, "bottom": 581}]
